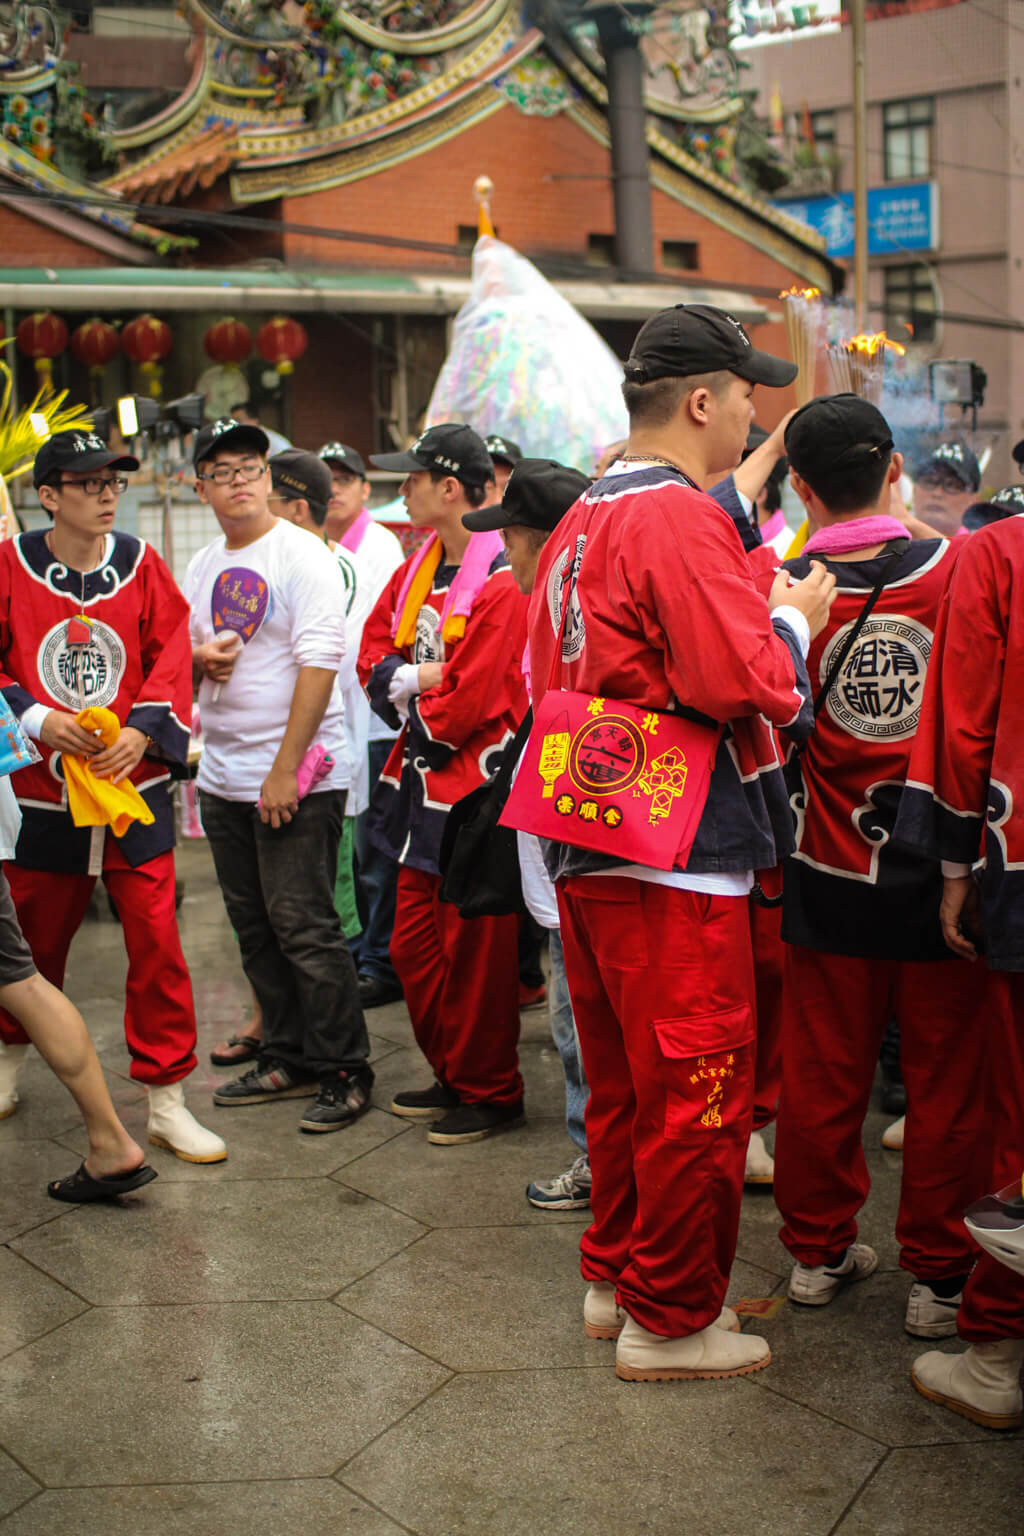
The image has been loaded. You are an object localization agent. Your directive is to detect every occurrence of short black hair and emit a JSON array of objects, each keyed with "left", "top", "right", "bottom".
[
  {"left": 763, "top": 457, "right": 789, "bottom": 513},
  {"left": 428, "top": 468, "right": 489, "bottom": 508},
  {"left": 621, "top": 370, "right": 732, "bottom": 428},
  {"left": 796, "top": 445, "right": 893, "bottom": 515},
  {"left": 277, "top": 490, "right": 327, "bottom": 528}
]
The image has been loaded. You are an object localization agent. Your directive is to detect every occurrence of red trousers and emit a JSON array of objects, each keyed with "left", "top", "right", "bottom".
[
  {"left": 0, "top": 843, "right": 197, "bottom": 1086},
  {"left": 959, "top": 972, "right": 1024, "bottom": 1342},
  {"left": 775, "top": 947, "right": 988, "bottom": 1280},
  {"left": 557, "top": 876, "right": 756, "bottom": 1337},
  {"left": 390, "top": 865, "right": 522, "bottom": 1105},
  {"left": 750, "top": 897, "right": 784, "bottom": 1131}
]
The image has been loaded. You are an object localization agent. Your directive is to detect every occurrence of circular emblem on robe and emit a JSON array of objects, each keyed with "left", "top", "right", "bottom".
[
  {"left": 413, "top": 607, "right": 443, "bottom": 664},
  {"left": 568, "top": 715, "right": 646, "bottom": 796},
  {"left": 819, "top": 615, "right": 932, "bottom": 740},
  {"left": 546, "top": 534, "right": 587, "bottom": 661},
  {"left": 37, "top": 619, "right": 126, "bottom": 710}
]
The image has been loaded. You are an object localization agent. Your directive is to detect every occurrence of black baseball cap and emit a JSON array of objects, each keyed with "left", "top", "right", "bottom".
[
  {"left": 484, "top": 434, "right": 523, "bottom": 468},
  {"left": 193, "top": 417, "right": 270, "bottom": 470},
  {"left": 370, "top": 424, "right": 494, "bottom": 487},
  {"left": 912, "top": 441, "right": 981, "bottom": 492},
  {"left": 963, "top": 484, "right": 1024, "bottom": 532},
  {"left": 624, "top": 304, "right": 798, "bottom": 388},
  {"left": 270, "top": 449, "right": 333, "bottom": 518},
  {"left": 462, "top": 459, "right": 591, "bottom": 533},
  {"left": 1012, "top": 438, "right": 1024, "bottom": 468},
  {"left": 785, "top": 394, "right": 894, "bottom": 482},
  {"left": 319, "top": 442, "right": 366, "bottom": 478},
  {"left": 34, "top": 428, "right": 139, "bottom": 488}
]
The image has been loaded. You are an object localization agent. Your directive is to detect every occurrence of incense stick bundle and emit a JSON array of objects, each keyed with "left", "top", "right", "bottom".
[
  {"left": 779, "top": 287, "right": 823, "bottom": 406},
  {"left": 826, "top": 333, "right": 905, "bottom": 406}
]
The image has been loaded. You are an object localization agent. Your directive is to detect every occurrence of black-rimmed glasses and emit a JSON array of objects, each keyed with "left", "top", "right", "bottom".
[
  {"left": 55, "top": 476, "right": 129, "bottom": 497},
  {"left": 197, "top": 461, "right": 267, "bottom": 485}
]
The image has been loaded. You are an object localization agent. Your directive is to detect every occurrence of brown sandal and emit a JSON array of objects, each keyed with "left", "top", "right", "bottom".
[{"left": 209, "top": 1034, "right": 261, "bottom": 1067}]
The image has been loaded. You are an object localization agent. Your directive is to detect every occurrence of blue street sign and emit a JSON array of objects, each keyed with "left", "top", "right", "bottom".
[{"left": 772, "top": 182, "right": 939, "bottom": 257}]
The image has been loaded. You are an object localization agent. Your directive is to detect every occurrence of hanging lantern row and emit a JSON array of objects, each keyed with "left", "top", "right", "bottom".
[{"left": 13, "top": 311, "right": 309, "bottom": 395}]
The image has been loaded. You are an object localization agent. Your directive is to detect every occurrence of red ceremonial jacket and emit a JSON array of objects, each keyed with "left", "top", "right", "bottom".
[
  {"left": 895, "top": 515, "right": 1024, "bottom": 971},
  {"left": 0, "top": 530, "right": 192, "bottom": 872},
  {"left": 358, "top": 552, "right": 528, "bottom": 874},
  {"left": 783, "top": 536, "right": 959, "bottom": 960},
  {"left": 527, "top": 464, "right": 812, "bottom": 880}
]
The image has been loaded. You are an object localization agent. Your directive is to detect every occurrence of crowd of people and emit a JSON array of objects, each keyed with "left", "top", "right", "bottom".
[{"left": 0, "top": 300, "right": 1020, "bottom": 1433}]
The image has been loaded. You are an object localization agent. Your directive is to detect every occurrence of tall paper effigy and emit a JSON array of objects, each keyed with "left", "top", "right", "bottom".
[{"left": 427, "top": 234, "right": 628, "bottom": 476}]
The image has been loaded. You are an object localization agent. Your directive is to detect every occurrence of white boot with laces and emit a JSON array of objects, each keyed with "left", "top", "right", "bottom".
[
  {"left": 0, "top": 1042, "right": 29, "bottom": 1119},
  {"left": 912, "top": 1339, "right": 1024, "bottom": 1430},
  {"left": 147, "top": 1081, "right": 227, "bottom": 1163}
]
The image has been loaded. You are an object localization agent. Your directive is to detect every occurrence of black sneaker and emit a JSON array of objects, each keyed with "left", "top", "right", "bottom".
[
  {"left": 212, "top": 1061, "right": 318, "bottom": 1106},
  {"left": 390, "top": 1081, "right": 460, "bottom": 1120},
  {"left": 427, "top": 1100, "right": 525, "bottom": 1145},
  {"left": 358, "top": 973, "right": 404, "bottom": 1009},
  {"left": 299, "top": 1066, "right": 375, "bottom": 1134}
]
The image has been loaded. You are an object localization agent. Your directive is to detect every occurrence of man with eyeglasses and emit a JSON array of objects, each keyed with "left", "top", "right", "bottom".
[
  {"left": 185, "top": 419, "right": 373, "bottom": 1134},
  {"left": 0, "top": 428, "right": 226, "bottom": 1165}
]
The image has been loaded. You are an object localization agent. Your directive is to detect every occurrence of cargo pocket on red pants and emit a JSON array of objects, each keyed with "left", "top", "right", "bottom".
[{"left": 652, "top": 1005, "right": 754, "bottom": 1141}]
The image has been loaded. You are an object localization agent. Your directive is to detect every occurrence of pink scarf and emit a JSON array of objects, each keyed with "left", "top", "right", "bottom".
[
  {"left": 390, "top": 529, "right": 504, "bottom": 644},
  {"left": 340, "top": 507, "right": 372, "bottom": 553},
  {"left": 803, "top": 516, "right": 910, "bottom": 557},
  {"left": 759, "top": 509, "right": 787, "bottom": 545}
]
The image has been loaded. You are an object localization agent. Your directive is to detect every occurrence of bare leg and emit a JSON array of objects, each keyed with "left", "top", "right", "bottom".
[
  {"left": 0, "top": 973, "right": 144, "bottom": 1178},
  {"left": 211, "top": 985, "right": 263, "bottom": 1063}
]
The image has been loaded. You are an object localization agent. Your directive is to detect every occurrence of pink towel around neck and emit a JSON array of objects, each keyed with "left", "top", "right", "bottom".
[
  {"left": 340, "top": 507, "right": 372, "bottom": 553},
  {"left": 390, "top": 529, "right": 504, "bottom": 643},
  {"left": 803, "top": 516, "right": 911, "bottom": 557}
]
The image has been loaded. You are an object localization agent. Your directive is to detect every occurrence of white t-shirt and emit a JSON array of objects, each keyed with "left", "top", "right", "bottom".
[
  {"left": 185, "top": 519, "right": 351, "bottom": 802},
  {"left": 345, "top": 518, "right": 405, "bottom": 742}
]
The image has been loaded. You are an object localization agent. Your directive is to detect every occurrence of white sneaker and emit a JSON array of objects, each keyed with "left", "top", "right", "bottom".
[
  {"left": 744, "top": 1130, "right": 774, "bottom": 1185},
  {"left": 147, "top": 1081, "right": 227, "bottom": 1164},
  {"left": 0, "top": 1042, "right": 29, "bottom": 1120},
  {"left": 912, "top": 1340, "right": 1024, "bottom": 1430},
  {"left": 905, "top": 1282, "right": 962, "bottom": 1339},
  {"left": 882, "top": 1115, "right": 905, "bottom": 1150},
  {"left": 615, "top": 1313, "right": 770, "bottom": 1381},
  {"left": 584, "top": 1282, "right": 740, "bottom": 1340},
  {"left": 789, "top": 1242, "right": 878, "bottom": 1306}
]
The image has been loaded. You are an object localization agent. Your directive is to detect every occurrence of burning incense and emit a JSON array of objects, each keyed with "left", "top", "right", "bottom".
[
  {"left": 825, "top": 332, "right": 907, "bottom": 406},
  {"left": 779, "top": 286, "right": 823, "bottom": 406}
]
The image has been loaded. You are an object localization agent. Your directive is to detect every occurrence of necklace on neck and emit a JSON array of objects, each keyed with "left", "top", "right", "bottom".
[{"left": 618, "top": 452, "right": 697, "bottom": 486}]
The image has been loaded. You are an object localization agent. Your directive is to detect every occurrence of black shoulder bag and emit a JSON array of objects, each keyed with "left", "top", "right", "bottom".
[{"left": 438, "top": 707, "right": 534, "bottom": 919}]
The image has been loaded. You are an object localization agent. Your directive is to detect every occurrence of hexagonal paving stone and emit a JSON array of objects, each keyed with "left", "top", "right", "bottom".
[
  {"left": 836, "top": 1442, "right": 1024, "bottom": 1534},
  {"left": 0, "top": 1447, "right": 39, "bottom": 1521},
  {"left": 342, "top": 1367, "right": 884, "bottom": 1536},
  {"left": 0, "top": 1302, "right": 449, "bottom": 1485},
  {"left": 13, "top": 1178, "right": 427, "bottom": 1304},
  {"left": 0, "top": 1247, "right": 88, "bottom": 1362},
  {"left": 0, "top": 1480, "right": 408, "bottom": 1535}
]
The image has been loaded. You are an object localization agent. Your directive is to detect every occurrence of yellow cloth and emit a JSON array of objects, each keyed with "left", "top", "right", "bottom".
[
  {"left": 393, "top": 539, "right": 443, "bottom": 649},
  {"left": 63, "top": 707, "right": 154, "bottom": 838},
  {"left": 784, "top": 519, "right": 810, "bottom": 558}
]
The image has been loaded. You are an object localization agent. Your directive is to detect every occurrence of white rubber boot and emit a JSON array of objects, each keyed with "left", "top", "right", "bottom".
[
  {"left": 584, "top": 1282, "right": 740, "bottom": 1340},
  {"left": 912, "top": 1340, "right": 1024, "bottom": 1430},
  {"left": 147, "top": 1081, "right": 227, "bottom": 1164},
  {"left": 615, "top": 1313, "right": 770, "bottom": 1381},
  {"left": 882, "top": 1115, "right": 905, "bottom": 1150},
  {"left": 0, "top": 1042, "right": 29, "bottom": 1120},
  {"left": 744, "top": 1130, "right": 775, "bottom": 1185}
]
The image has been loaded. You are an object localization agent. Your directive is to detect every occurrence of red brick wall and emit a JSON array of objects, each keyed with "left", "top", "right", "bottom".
[
  {"left": 1, "top": 206, "right": 112, "bottom": 267},
  {"left": 286, "top": 311, "right": 377, "bottom": 455}
]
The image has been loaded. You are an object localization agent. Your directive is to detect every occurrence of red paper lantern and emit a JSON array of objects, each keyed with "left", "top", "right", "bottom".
[
  {"left": 204, "top": 317, "right": 252, "bottom": 366},
  {"left": 122, "top": 313, "right": 173, "bottom": 398},
  {"left": 256, "top": 315, "right": 307, "bottom": 376},
  {"left": 16, "top": 310, "right": 68, "bottom": 390},
  {"left": 71, "top": 318, "right": 120, "bottom": 375}
]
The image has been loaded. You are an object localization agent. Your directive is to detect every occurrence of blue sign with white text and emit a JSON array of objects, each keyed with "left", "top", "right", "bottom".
[{"left": 771, "top": 182, "right": 939, "bottom": 257}]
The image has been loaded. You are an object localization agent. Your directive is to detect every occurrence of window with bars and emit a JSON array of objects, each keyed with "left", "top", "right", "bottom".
[
  {"left": 810, "top": 111, "right": 837, "bottom": 147},
  {"left": 883, "top": 97, "right": 933, "bottom": 181},
  {"left": 883, "top": 265, "right": 937, "bottom": 344}
]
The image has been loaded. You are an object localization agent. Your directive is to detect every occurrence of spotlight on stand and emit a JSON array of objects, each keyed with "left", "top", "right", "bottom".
[
  {"left": 929, "top": 360, "right": 987, "bottom": 431},
  {"left": 115, "top": 393, "right": 204, "bottom": 446}
]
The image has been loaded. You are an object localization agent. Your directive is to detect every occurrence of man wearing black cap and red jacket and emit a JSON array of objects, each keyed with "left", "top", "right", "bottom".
[
  {"left": 358, "top": 423, "right": 529, "bottom": 1145},
  {"left": 0, "top": 428, "right": 225, "bottom": 1164},
  {"left": 527, "top": 304, "right": 835, "bottom": 1382},
  {"left": 774, "top": 394, "right": 989, "bottom": 1340}
]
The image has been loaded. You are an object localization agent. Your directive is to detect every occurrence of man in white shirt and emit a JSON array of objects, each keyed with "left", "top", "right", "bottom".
[
  {"left": 185, "top": 419, "right": 372, "bottom": 1133},
  {"left": 320, "top": 441, "right": 406, "bottom": 1009}
]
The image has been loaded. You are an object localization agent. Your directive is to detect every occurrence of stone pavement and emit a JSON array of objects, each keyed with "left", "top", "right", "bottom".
[{"left": 0, "top": 843, "right": 1021, "bottom": 1535}]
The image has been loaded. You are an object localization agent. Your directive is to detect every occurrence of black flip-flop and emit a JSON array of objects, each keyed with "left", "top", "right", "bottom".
[
  {"left": 210, "top": 1034, "right": 261, "bottom": 1067},
  {"left": 47, "top": 1162, "right": 158, "bottom": 1203}
]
